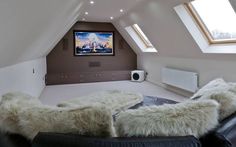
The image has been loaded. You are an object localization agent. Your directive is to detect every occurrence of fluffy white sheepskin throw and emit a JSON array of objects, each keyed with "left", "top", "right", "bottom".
[
  {"left": 0, "top": 92, "right": 116, "bottom": 139},
  {"left": 191, "top": 78, "right": 229, "bottom": 99},
  {"left": 0, "top": 92, "right": 41, "bottom": 134},
  {"left": 1, "top": 92, "right": 41, "bottom": 106},
  {"left": 115, "top": 100, "right": 219, "bottom": 138},
  {"left": 190, "top": 79, "right": 236, "bottom": 120},
  {"left": 58, "top": 90, "right": 143, "bottom": 114},
  {"left": 197, "top": 91, "right": 236, "bottom": 120},
  {"left": 18, "top": 106, "right": 116, "bottom": 139},
  {"left": 228, "top": 82, "right": 236, "bottom": 94}
]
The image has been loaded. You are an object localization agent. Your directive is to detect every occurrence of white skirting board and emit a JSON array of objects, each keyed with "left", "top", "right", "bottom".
[{"left": 161, "top": 67, "right": 199, "bottom": 93}]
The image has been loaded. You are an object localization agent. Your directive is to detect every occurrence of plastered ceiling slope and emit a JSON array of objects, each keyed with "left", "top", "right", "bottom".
[
  {"left": 0, "top": 0, "right": 145, "bottom": 68},
  {"left": 0, "top": 0, "right": 84, "bottom": 68},
  {"left": 1, "top": 0, "right": 236, "bottom": 69},
  {"left": 230, "top": 0, "right": 236, "bottom": 12},
  {"left": 114, "top": 0, "right": 236, "bottom": 60},
  {"left": 78, "top": 0, "right": 144, "bottom": 22}
]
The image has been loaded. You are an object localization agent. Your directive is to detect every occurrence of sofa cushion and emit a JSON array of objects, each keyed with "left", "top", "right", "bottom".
[
  {"left": 0, "top": 92, "right": 41, "bottom": 134},
  {"left": 200, "top": 112, "right": 236, "bottom": 147},
  {"left": 57, "top": 90, "right": 143, "bottom": 115},
  {"left": 190, "top": 79, "right": 236, "bottom": 120},
  {"left": 191, "top": 78, "right": 229, "bottom": 99},
  {"left": 32, "top": 132, "right": 201, "bottom": 147},
  {"left": 18, "top": 106, "right": 116, "bottom": 140},
  {"left": 228, "top": 82, "right": 236, "bottom": 94},
  {"left": 0, "top": 133, "right": 31, "bottom": 147},
  {"left": 1, "top": 92, "right": 41, "bottom": 106},
  {"left": 0, "top": 92, "right": 116, "bottom": 140},
  {"left": 115, "top": 100, "right": 219, "bottom": 138},
  {"left": 197, "top": 91, "right": 236, "bottom": 120}
]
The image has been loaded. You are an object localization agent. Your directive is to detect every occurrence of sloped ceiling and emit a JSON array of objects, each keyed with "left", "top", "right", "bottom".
[
  {"left": 0, "top": 0, "right": 145, "bottom": 68},
  {"left": 77, "top": 0, "right": 144, "bottom": 22},
  {"left": 1, "top": 0, "right": 236, "bottom": 69},
  {"left": 229, "top": 0, "right": 236, "bottom": 12},
  {"left": 114, "top": 0, "right": 236, "bottom": 60},
  {"left": 0, "top": 0, "right": 84, "bottom": 68}
]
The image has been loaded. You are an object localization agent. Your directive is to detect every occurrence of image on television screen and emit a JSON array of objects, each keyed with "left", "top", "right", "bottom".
[{"left": 74, "top": 31, "right": 114, "bottom": 56}]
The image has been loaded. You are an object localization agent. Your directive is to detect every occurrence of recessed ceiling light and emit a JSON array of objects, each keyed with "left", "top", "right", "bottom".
[
  {"left": 90, "top": 1, "right": 94, "bottom": 4},
  {"left": 110, "top": 17, "right": 114, "bottom": 20},
  {"left": 120, "top": 9, "right": 124, "bottom": 12},
  {"left": 85, "top": 12, "right": 88, "bottom": 15}
]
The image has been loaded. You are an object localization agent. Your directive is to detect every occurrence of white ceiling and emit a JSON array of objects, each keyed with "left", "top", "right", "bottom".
[
  {"left": 78, "top": 0, "right": 144, "bottom": 22},
  {"left": 229, "top": 0, "right": 236, "bottom": 12},
  {"left": 1, "top": 0, "right": 236, "bottom": 69},
  {"left": 114, "top": 0, "right": 236, "bottom": 60},
  {"left": 0, "top": 0, "right": 147, "bottom": 68},
  {"left": 0, "top": 0, "right": 84, "bottom": 68}
]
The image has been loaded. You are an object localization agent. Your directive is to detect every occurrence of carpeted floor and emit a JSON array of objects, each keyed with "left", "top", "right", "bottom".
[{"left": 40, "top": 81, "right": 187, "bottom": 106}]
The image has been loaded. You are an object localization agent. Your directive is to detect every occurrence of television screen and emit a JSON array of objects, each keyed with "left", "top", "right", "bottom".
[{"left": 74, "top": 31, "right": 114, "bottom": 56}]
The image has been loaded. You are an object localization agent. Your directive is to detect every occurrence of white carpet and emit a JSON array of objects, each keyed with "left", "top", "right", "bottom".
[{"left": 40, "top": 81, "right": 186, "bottom": 106}]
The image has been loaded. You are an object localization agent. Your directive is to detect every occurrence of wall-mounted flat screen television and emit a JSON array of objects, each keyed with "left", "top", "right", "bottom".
[{"left": 74, "top": 31, "right": 114, "bottom": 56}]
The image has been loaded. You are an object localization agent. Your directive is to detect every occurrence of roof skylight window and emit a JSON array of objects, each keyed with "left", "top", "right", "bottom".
[
  {"left": 187, "top": 0, "right": 236, "bottom": 44},
  {"left": 125, "top": 24, "right": 157, "bottom": 53},
  {"left": 132, "top": 24, "right": 153, "bottom": 48}
]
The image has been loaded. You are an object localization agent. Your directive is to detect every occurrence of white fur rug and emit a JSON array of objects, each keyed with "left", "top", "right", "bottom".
[
  {"left": 191, "top": 78, "right": 236, "bottom": 120},
  {"left": 198, "top": 91, "right": 236, "bottom": 120},
  {"left": 57, "top": 90, "right": 143, "bottom": 114},
  {"left": 0, "top": 92, "right": 116, "bottom": 139},
  {"left": 18, "top": 105, "right": 116, "bottom": 139},
  {"left": 115, "top": 99, "right": 219, "bottom": 138}
]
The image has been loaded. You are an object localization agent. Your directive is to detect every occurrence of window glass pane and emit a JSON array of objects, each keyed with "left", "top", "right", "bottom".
[
  {"left": 132, "top": 24, "right": 153, "bottom": 47},
  {"left": 191, "top": 0, "right": 236, "bottom": 40}
]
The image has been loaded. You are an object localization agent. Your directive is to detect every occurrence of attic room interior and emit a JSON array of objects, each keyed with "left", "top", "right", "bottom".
[{"left": 1, "top": 0, "right": 236, "bottom": 146}]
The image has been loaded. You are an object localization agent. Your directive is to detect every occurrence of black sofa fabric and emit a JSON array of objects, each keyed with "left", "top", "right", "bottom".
[
  {"left": 200, "top": 112, "right": 236, "bottom": 147},
  {"left": 31, "top": 97, "right": 197, "bottom": 147},
  {"left": 1, "top": 97, "right": 236, "bottom": 147},
  {"left": 32, "top": 133, "right": 201, "bottom": 147},
  {"left": 0, "top": 133, "right": 31, "bottom": 147}
]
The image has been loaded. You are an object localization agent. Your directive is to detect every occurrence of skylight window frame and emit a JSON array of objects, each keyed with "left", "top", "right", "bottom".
[
  {"left": 125, "top": 24, "right": 157, "bottom": 53},
  {"left": 185, "top": 2, "right": 236, "bottom": 44},
  {"left": 132, "top": 24, "right": 154, "bottom": 48}
]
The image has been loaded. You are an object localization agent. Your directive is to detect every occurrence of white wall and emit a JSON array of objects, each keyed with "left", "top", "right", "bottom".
[
  {"left": 114, "top": 0, "right": 236, "bottom": 94},
  {"left": 137, "top": 54, "right": 236, "bottom": 95},
  {"left": 0, "top": 0, "right": 84, "bottom": 68},
  {"left": 0, "top": 58, "right": 46, "bottom": 97},
  {"left": 114, "top": 0, "right": 236, "bottom": 60}
]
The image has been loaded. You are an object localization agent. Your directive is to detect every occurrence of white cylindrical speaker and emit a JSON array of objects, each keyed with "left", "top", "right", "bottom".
[{"left": 131, "top": 70, "right": 145, "bottom": 82}]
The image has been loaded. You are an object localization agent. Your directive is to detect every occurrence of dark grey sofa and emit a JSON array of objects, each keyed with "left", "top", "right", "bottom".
[
  {"left": 200, "top": 112, "right": 236, "bottom": 147},
  {"left": 32, "top": 133, "right": 200, "bottom": 147},
  {"left": 31, "top": 111, "right": 236, "bottom": 147},
  {"left": 1, "top": 114, "right": 236, "bottom": 147},
  {"left": 2, "top": 97, "right": 236, "bottom": 147},
  {"left": 2, "top": 111, "right": 235, "bottom": 147}
]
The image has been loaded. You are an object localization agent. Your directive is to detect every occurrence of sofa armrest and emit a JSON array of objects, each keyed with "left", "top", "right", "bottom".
[
  {"left": 200, "top": 112, "right": 236, "bottom": 147},
  {"left": 32, "top": 132, "right": 201, "bottom": 147},
  {"left": 0, "top": 133, "right": 31, "bottom": 147}
]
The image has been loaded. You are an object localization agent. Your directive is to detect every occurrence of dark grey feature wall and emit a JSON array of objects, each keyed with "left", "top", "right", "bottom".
[{"left": 46, "top": 22, "right": 137, "bottom": 85}]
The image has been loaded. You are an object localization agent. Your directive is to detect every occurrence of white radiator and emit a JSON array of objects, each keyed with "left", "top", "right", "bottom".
[{"left": 161, "top": 67, "right": 199, "bottom": 93}]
